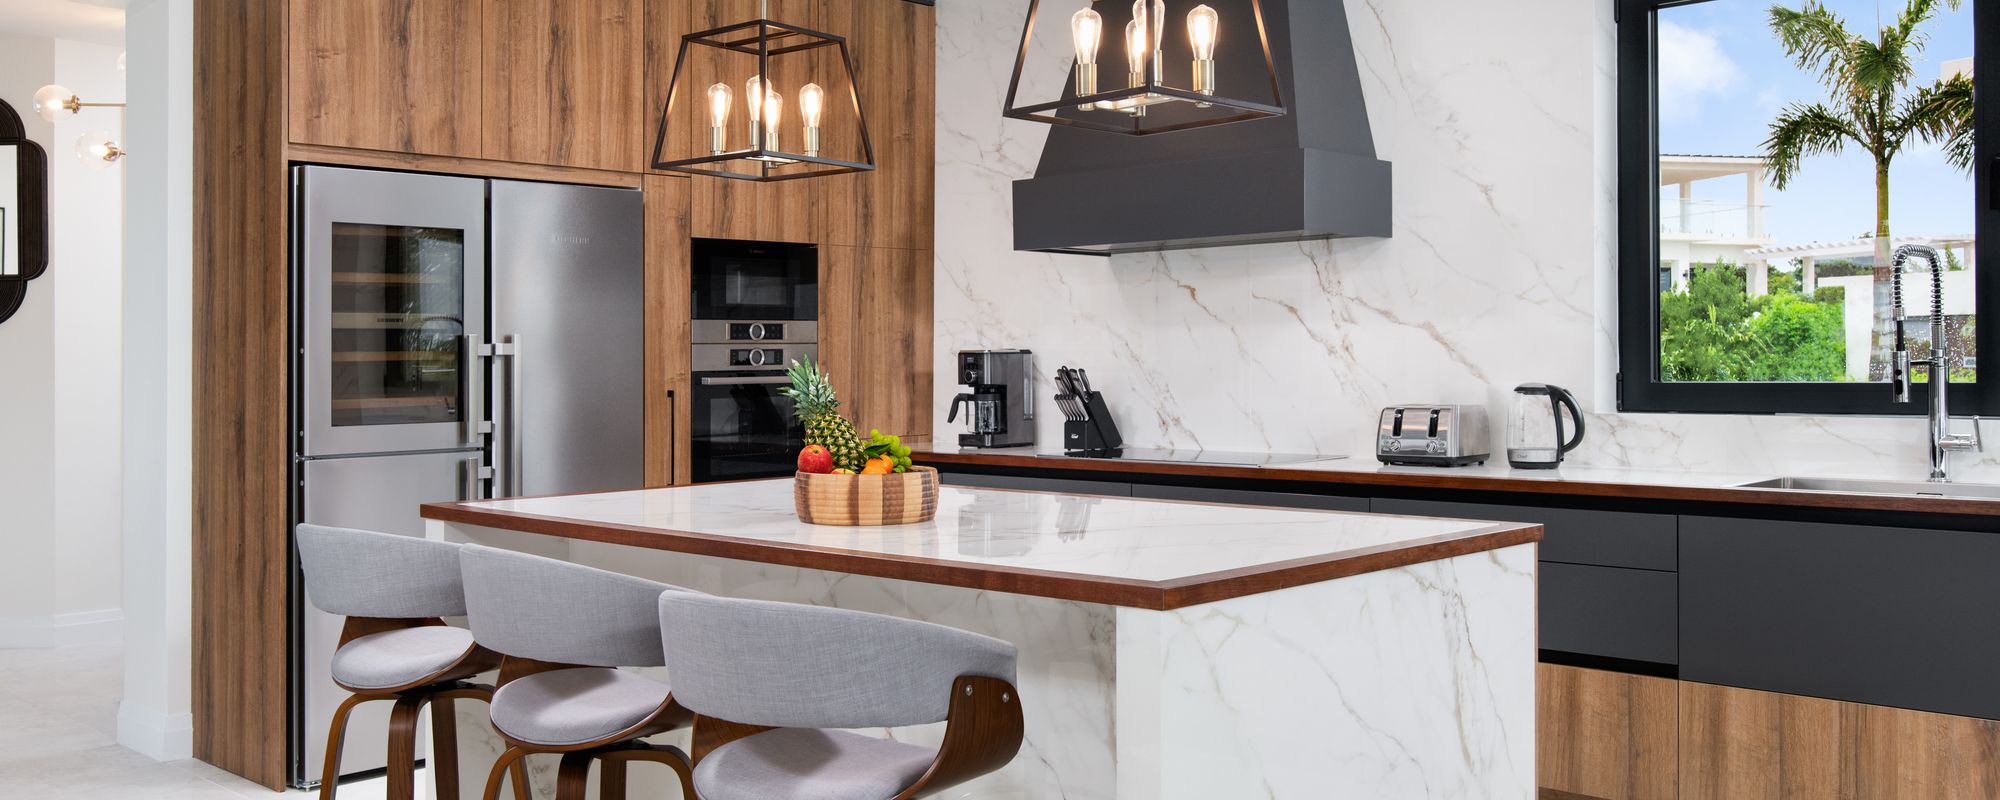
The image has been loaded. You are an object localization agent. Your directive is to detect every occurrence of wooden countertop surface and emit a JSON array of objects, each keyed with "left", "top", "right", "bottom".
[{"left": 916, "top": 447, "right": 2000, "bottom": 518}]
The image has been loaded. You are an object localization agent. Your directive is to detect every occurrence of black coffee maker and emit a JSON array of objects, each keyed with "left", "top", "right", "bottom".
[{"left": 947, "top": 350, "right": 1035, "bottom": 449}]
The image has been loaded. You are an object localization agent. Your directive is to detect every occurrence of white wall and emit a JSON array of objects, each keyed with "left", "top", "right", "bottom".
[
  {"left": 118, "top": 0, "right": 194, "bottom": 761},
  {"left": 934, "top": 0, "right": 1999, "bottom": 483},
  {"left": 0, "top": 34, "right": 126, "bottom": 648}
]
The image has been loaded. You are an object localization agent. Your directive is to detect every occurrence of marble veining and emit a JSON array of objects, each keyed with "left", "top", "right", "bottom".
[
  {"left": 932, "top": 0, "right": 2000, "bottom": 486},
  {"left": 458, "top": 480, "right": 1513, "bottom": 585}
]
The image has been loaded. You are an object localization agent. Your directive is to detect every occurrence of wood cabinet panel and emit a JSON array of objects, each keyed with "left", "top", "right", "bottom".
[
  {"left": 643, "top": 176, "right": 693, "bottom": 486},
  {"left": 819, "top": 245, "right": 931, "bottom": 441},
  {"left": 1679, "top": 680, "right": 2000, "bottom": 799},
  {"left": 1537, "top": 664, "right": 1678, "bottom": 800},
  {"left": 198, "top": 0, "right": 291, "bottom": 788},
  {"left": 482, "top": 0, "right": 646, "bottom": 171},
  {"left": 288, "top": 0, "right": 483, "bottom": 157},
  {"left": 818, "top": 0, "right": 934, "bottom": 250}
]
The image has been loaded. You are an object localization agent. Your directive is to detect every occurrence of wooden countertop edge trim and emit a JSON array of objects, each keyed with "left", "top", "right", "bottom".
[
  {"left": 917, "top": 451, "right": 2000, "bottom": 517},
  {"left": 420, "top": 502, "right": 1541, "bottom": 611}
]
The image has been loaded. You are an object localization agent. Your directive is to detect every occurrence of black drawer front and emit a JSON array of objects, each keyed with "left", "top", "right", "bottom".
[
  {"left": 1681, "top": 516, "right": 2000, "bottom": 720},
  {"left": 1130, "top": 484, "right": 1369, "bottom": 512},
  {"left": 1541, "top": 562, "right": 1678, "bottom": 665},
  {"left": 938, "top": 472, "right": 1133, "bottom": 497},
  {"left": 1370, "top": 499, "right": 1676, "bottom": 570}
]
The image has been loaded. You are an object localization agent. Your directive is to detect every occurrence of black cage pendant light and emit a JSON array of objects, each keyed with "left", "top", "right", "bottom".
[
  {"left": 1003, "top": 0, "right": 1284, "bottom": 135},
  {"left": 652, "top": 0, "right": 874, "bottom": 181}
]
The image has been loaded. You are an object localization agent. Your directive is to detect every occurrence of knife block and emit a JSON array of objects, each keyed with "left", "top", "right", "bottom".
[{"left": 1062, "top": 391, "right": 1123, "bottom": 453}]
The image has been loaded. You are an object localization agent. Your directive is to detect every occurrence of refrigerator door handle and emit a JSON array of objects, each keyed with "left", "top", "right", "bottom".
[
  {"left": 461, "top": 334, "right": 493, "bottom": 447},
  {"left": 459, "top": 456, "right": 495, "bottom": 501},
  {"left": 493, "top": 335, "right": 523, "bottom": 497}
]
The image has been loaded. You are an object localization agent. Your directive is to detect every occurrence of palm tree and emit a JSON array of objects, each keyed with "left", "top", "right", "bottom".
[{"left": 1762, "top": 0, "right": 1972, "bottom": 378}]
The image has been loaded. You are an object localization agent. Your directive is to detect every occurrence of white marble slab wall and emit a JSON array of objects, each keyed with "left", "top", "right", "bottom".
[{"left": 933, "top": 0, "right": 2000, "bottom": 482}]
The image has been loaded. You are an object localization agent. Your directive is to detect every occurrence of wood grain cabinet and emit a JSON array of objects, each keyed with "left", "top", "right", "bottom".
[
  {"left": 1538, "top": 664, "right": 1678, "bottom": 800},
  {"left": 288, "top": 0, "right": 484, "bottom": 157},
  {"left": 482, "top": 0, "right": 648, "bottom": 171}
]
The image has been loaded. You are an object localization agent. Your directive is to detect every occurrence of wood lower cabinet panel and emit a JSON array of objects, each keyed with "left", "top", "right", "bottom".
[
  {"left": 818, "top": 245, "right": 932, "bottom": 441},
  {"left": 1538, "top": 664, "right": 1679, "bottom": 800},
  {"left": 1679, "top": 680, "right": 2000, "bottom": 800},
  {"left": 288, "top": 0, "right": 483, "bottom": 157},
  {"left": 482, "top": 0, "right": 646, "bottom": 171},
  {"left": 643, "top": 176, "right": 693, "bottom": 486}
]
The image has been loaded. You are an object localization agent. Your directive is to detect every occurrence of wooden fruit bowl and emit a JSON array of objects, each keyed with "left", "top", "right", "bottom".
[{"left": 794, "top": 466, "right": 940, "bottom": 526}]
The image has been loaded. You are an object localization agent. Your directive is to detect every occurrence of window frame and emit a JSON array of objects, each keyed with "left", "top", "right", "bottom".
[{"left": 1616, "top": 0, "right": 1999, "bottom": 415}]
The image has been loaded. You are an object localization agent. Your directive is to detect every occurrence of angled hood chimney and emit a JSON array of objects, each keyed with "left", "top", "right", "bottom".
[{"left": 1012, "top": 0, "right": 1390, "bottom": 255}]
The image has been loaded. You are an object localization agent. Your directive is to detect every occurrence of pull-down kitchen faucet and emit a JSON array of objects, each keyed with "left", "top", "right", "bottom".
[{"left": 1889, "top": 244, "right": 1983, "bottom": 481}]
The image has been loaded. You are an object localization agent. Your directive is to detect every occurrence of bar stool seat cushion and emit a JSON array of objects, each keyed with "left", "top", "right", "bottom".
[
  {"left": 331, "top": 626, "right": 478, "bottom": 690},
  {"left": 693, "top": 728, "right": 937, "bottom": 800},
  {"left": 489, "top": 668, "right": 671, "bottom": 747}
]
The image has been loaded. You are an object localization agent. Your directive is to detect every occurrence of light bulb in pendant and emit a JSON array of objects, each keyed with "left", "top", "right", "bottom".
[
  {"left": 33, "top": 84, "right": 79, "bottom": 122},
  {"left": 706, "top": 83, "right": 733, "bottom": 154},
  {"left": 1124, "top": 18, "right": 1148, "bottom": 86},
  {"left": 762, "top": 89, "right": 782, "bottom": 154},
  {"left": 744, "top": 76, "right": 769, "bottom": 148},
  {"left": 798, "top": 82, "right": 824, "bottom": 157},
  {"left": 1187, "top": 4, "right": 1218, "bottom": 99},
  {"left": 1071, "top": 7, "right": 1102, "bottom": 100},
  {"left": 1133, "top": 0, "right": 1164, "bottom": 80}
]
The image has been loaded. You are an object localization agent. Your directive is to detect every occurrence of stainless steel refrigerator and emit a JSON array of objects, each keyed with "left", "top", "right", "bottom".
[{"left": 288, "top": 165, "right": 644, "bottom": 787}]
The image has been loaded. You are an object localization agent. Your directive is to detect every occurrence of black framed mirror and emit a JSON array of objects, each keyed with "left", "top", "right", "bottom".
[{"left": 0, "top": 95, "right": 50, "bottom": 325}]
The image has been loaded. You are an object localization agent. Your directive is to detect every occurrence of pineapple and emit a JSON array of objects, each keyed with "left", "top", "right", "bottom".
[{"left": 780, "top": 356, "right": 865, "bottom": 472}]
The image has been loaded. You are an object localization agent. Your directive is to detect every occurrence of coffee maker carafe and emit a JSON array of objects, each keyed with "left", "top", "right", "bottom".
[
  {"left": 948, "top": 350, "right": 1035, "bottom": 449},
  {"left": 1507, "top": 383, "right": 1585, "bottom": 469}
]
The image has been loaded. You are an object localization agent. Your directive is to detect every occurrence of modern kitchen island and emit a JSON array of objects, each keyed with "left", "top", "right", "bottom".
[{"left": 421, "top": 479, "right": 1542, "bottom": 799}]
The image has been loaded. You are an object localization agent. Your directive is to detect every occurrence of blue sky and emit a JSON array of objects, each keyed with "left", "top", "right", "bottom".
[{"left": 1658, "top": 0, "right": 1975, "bottom": 248}]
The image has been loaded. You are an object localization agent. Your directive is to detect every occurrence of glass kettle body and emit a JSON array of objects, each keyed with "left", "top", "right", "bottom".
[{"left": 1507, "top": 383, "right": 1585, "bottom": 469}]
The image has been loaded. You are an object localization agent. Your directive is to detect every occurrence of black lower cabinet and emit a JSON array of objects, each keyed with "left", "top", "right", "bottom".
[
  {"left": 1131, "top": 484, "right": 1369, "bottom": 512},
  {"left": 1680, "top": 515, "right": 2000, "bottom": 720},
  {"left": 938, "top": 472, "right": 1133, "bottom": 497},
  {"left": 1541, "top": 562, "right": 1678, "bottom": 665}
]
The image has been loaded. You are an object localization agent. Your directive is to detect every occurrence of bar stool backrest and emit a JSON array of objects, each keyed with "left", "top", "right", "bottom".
[
  {"left": 459, "top": 544, "right": 692, "bottom": 668},
  {"left": 295, "top": 524, "right": 468, "bottom": 618},
  {"left": 657, "top": 594, "right": 1018, "bottom": 730}
]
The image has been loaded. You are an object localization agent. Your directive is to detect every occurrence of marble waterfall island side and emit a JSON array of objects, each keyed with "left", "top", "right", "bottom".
[{"left": 423, "top": 480, "right": 1541, "bottom": 799}]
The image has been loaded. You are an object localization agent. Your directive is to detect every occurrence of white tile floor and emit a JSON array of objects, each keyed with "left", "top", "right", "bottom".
[{"left": 0, "top": 643, "right": 412, "bottom": 799}]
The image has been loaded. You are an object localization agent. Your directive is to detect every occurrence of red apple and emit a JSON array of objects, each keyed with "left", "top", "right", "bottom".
[{"left": 797, "top": 444, "right": 835, "bottom": 474}]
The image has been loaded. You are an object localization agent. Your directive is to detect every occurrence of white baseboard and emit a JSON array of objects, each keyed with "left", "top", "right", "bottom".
[
  {"left": 118, "top": 701, "right": 195, "bottom": 761},
  {"left": 0, "top": 608, "right": 125, "bottom": 648}
]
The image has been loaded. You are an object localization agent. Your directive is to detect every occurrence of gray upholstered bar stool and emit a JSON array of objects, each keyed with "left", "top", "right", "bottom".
[
  {"left": 459, "top": 544, "right": 700, "bottom": 800},
  {"left": 656, "top": 594, "right": 1026, "bottom": 800},
  {"left": 294, "top": 524, "right": 523, "bottom": 800}
]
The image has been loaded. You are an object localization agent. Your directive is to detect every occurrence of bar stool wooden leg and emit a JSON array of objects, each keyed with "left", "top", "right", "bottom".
[
  {"left": 430, "top": 694, "right": 461, "bottom": 800},
  {"left": 384, "top": 694, "right": 427, "bottom": 800},
  {"left": 554, "top": 751, "right": 595, "bottom": 800},
  {"left": 318, "top": 693, "right": 379, "bottom": 800},
  {"left": 481, "top": 747, "right": 532, "bottom": 800},
  {"left": 598, "top": 755, "right": 627, "bottom": 800},
  {"left": 600, "top": 745, "right": 694, "bottom": 800}
]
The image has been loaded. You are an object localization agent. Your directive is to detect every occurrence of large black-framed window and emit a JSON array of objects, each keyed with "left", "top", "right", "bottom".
[{"left": 1617, "top": 0, "right": 1998, "bottom": 415}]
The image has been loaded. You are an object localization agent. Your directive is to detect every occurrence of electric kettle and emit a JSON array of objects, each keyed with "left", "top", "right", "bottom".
[{"left": 1507, "top": 383, "right": 1585, "bottom": 469}]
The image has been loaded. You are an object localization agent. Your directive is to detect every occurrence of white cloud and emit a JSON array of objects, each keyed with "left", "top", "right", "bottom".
[{"left": 1657, "top": 21, "right": 1741, "bottom": 123}]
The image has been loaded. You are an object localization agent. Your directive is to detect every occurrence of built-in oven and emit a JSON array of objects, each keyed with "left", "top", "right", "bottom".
[
  {"left": 692, "top": 238, "right": 817, "bottom": 322},
  {"left": 690, "top": 342, "right": 819, "bottom": 483}
]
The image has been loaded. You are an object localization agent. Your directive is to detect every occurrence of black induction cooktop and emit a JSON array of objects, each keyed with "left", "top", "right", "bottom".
[{"left": 1036, "top": 448, "right": 1347, "bottom": 467}]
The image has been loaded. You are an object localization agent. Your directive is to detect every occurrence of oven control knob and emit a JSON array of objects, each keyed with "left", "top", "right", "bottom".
[
  {"left": 748, "top": 323, "right": 767, "bottom": 340},
  {"left": 749, "top": 349, "right": 768, "bottom": 367}
]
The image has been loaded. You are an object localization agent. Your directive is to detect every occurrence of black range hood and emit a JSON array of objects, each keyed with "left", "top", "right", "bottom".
[{"left": 1012, "top": 0, "right": 1391, "bottom": 255}]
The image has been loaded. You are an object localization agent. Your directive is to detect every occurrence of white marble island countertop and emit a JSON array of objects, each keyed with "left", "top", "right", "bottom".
[{"left": 423, "top": 478, "right": 1539, "bottom": 609}]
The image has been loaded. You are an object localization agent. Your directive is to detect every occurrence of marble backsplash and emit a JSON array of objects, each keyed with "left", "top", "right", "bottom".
[{"left": 932, "top": 0, "right": 1999, "bottom": 483}]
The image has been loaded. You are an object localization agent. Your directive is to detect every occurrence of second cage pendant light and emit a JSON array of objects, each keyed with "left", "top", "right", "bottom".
[
  {"left": 651, "top": 0, "right": 874, "bottom": 181},
  {"left": 1003, "top": 0, "right": 1284, "bottom": 135}
]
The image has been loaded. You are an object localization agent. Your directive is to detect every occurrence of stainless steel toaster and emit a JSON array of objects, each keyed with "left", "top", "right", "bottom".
[{"left": 1376, "top": 405, "right": 1492, "bottom": 467}]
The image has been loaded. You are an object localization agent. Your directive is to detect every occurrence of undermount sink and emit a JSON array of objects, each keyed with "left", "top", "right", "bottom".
[{"left": 1734, "top": 476, "right": 2000, "bottom": 500}]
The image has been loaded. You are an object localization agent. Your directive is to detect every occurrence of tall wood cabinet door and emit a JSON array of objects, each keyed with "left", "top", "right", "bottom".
[
  {"left": 643, "top": 176, "right": 693, "bottom": 487},
  {"left": 1536, "top": 664, "right": 1678, "bottom": 800},
  {"left": 815, "top": 245, "right": 930, "bottom": 440},
  {"left": 288, "top": 0, "right": 484, "bottom": 157},
  {"left": 482, "top": 0, "right": 646, "bottom": 171},
  {"left": 818, "top": 0, "right": 934, "bottom": 250}
]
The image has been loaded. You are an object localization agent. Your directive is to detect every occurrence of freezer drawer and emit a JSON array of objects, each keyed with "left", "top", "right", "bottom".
[{"left": 296, "top": 450, "right": 483, "bottom": 784}]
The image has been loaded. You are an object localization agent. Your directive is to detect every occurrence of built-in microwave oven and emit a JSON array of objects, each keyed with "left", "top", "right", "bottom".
[{"left": 691, "top": 238, "right": 818, "bottom": 322}]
